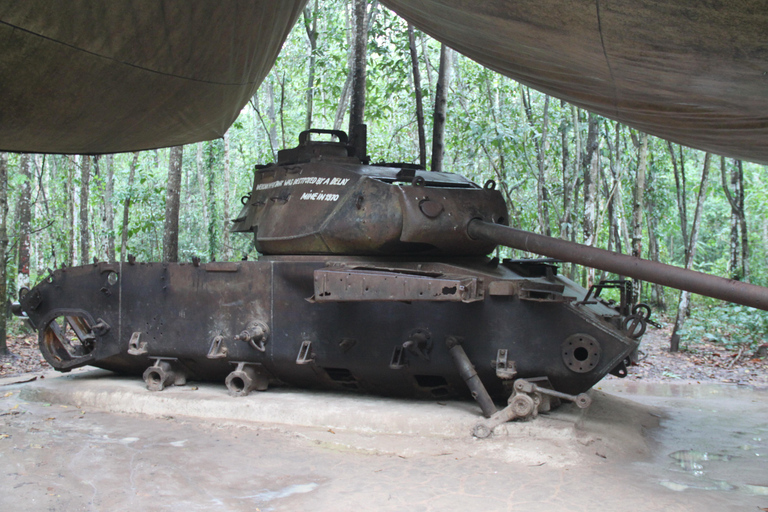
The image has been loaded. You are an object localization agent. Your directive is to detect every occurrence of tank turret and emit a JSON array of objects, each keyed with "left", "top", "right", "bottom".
[{"left": 233, "top": 129, "right": 507, "bottom": 256}]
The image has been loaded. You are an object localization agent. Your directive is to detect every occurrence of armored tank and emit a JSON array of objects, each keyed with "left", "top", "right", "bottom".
[{"left": 17, "top": 129, "right": 768, "bottom": 432}]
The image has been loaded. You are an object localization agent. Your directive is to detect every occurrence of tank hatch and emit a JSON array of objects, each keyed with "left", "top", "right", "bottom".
[
  {"left": 275, "top": 129, "right": 359, "bottom": 165},
  {"left": 232, "top": 130, "right": 508, "bottom": 256}
]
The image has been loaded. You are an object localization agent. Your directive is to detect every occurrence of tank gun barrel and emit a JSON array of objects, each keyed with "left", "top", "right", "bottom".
[{"left": 467, "top": 219, "right": 768, "bottom": 311}]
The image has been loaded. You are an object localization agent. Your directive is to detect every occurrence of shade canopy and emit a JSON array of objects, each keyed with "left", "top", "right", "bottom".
[
  {"left": 381, "top": 0, "right": 768, "bottom": 164},
  {"left": 2, "top": 0, "right": 767, "bottom": 163},
  {"left": 0, "top": 0, "right": 306, "bottom": 154}
]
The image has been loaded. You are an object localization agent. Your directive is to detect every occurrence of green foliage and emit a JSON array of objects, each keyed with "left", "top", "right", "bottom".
[{"left": 679, "top": 302, "right": 768, "bottom": 350}]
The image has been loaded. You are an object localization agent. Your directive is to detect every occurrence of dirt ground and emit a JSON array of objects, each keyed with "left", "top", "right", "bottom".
[
  {"left": 2, "top": 321, "right": 767, "bottom": 386},
  {"left": 0, "top": 333, "right": 51, "bottom": 378},
  {"left": 622, "top": 322, "right": 768, "bottom": 387}
]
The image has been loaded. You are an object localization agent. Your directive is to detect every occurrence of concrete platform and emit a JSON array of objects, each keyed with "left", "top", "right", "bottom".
[
  {"left": 1, "top": 370, "right": 767, "bottom": 511},
  {"left": 18, "top": 370, "right": 485, "bottom": 438}
]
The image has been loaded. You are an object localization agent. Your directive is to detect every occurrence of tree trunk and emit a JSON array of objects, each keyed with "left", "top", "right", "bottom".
[
  {"left": 721, "top": 157, "right": 749, "bottom": 281},
  {"left": 46, "top": 157, "right": 59, "bottom": 268},
  {"left": 182, "top": 148, "right": 190, "bottom": 223},
  {"left": 92, "top": 155, "right": 103, "bottom": 260},
  {"left": 163, "top": 146, "right": 183, "bottom": 262},
  {"left": 222, "top": 133, "right": 232, "bottom": 261},
  {"left": 477, "top": 75, "right": 515, "bottom": 214},
  {"left": 723, "top": 157, "right": 740, "bottom": 277},
  {"left": 348, "top": 0, "right": 369, "bottom": 158},
  {"left": 582, "top": 114, "right": 600, "bottom": 288},
  {"left": 33, "top": 155, "right": 50, "bottom": 272},
  {"left": 333, "top": 1, "right": 355, "bottom": 133},
  {"left": 560, "top": 103, "right": 571, "bottom": 241},
  {"left": 408, "top": 24, "right": 427, "bottom": 168},
  {"left": 120, "top": 153, "right": 139, "bottom": 262},
  {"left": 536, "top": 95, "right": 551, "bottom": 236},
  {"left": 333, "top": 72, "right": 353, "bottom": 133},
  {"left": 0, "top": 153, "right": 9, "bottom": 355},
  {"left": 646, "top": 212, "right": 666, "bottom": 311},
  {"left": 65, "top": 157, "right": 75, "bottom": 266},
  {"left": 520, "top": 87, "right": 553, "bottom": 236},
  {"left": 17, "top": 154, "right": 32, "bottom": 291},
  {"left": 79, "top": 156, "right": 91, "bottom": 265},
  {"left": 559, "top": 100, "right": 574, "bottom": 276},
  {"left": 670, "top": 153, "right": 711, "bottom": 352},
  {"left": 278, "top": 73, "right": 287, "bottom": 150},
  {"left": 103, "top": 155, "right": 115, "bottom": 262},
  {"left": 207, "top": 142, "right": 219, "bottom": 262},
  {"left": 335, "top": 1, "right": 379, "bottom": 136},
  {"left": 737, "top": 159, "right": 749, "bottom": 281},
  {"left": 567, "top": 106, "right": 583, "bottom": 280},
  {"left": 303, "top": 0, "right": 319, "bottom": 131},
  {"left": 669, "top": 142, "right": 689, "bottom": 257},
  {"left": 196, "top": 142, "right": 210, "bottom": 238},
  {"left": 632, "top": 132, "right": 648, "bottom": 297},
  {"left": 584, "top": 147, "right": 600, "bottom": 287},
  {"left": 603, "top": 124, "right": 624, "bottom": 259},
  {"left": 431, "top": 44, "right": 452, "bottom": 173},
  {"left": 251, "top": 82, "right": 280, "bottom": 160},
  {"left": 420, "top": 33, "right": 434, "bottom": 93}
]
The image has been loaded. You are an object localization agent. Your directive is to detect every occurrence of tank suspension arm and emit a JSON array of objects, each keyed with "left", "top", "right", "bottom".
[
  {"left": 446, "top": 336, "right": 497, "bottom": 418},
  {"left": 467, "top": 219, "right": 768, "bottom": 312},
  {"left": 472, "top": 378, "right": 592, "bottom": 438}
]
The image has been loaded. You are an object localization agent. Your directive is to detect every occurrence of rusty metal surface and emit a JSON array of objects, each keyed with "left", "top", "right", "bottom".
[
  {"left": 232, "top": 133, "right": 506, "bottom": 256},
  {"left": 472, "top": 377, "right": 592, "bottom": 438},
  {"left": 446, "top": 335, "right": 497, "bottom": 418},
  {"left": 468, "top": 219, "right": 768, "bottom": 312},
  {"left": 18, "top": 256, "right": 639, "bottom": 399},
  {"left": 313, "top": 267, "right": 482, "bottom": 303}
]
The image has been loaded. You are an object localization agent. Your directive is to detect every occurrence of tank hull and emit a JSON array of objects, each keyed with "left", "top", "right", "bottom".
[{"left": 19, "top": 255, "right": 638, "bottom": 400}]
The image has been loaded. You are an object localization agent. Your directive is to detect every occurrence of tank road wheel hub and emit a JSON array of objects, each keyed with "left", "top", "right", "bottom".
[{"left": 561, "top": 334, "right": 601, "bottom": 373}]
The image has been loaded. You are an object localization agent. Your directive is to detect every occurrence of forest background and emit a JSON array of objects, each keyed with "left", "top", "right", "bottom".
[{"left": 1, "top": 0, "right": 767, "bottom": 357}]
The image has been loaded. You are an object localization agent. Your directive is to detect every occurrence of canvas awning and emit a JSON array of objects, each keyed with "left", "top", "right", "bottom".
[
  {"left": 382, "top": 0, "right": 768, "bottom": 164},
  {"left": 0, "top": 0, "right": 306, "bottom": 154}
]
